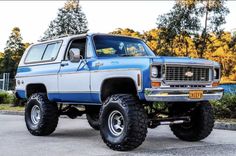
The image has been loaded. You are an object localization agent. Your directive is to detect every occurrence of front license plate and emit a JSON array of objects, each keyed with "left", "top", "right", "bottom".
[{"left": 189, "top": 90, "right": 203, "bottom": 99}]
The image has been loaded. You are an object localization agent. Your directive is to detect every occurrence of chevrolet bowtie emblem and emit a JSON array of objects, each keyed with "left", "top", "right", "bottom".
[{"left": 185, "top": 71, "right": 194, "bottom": 77}]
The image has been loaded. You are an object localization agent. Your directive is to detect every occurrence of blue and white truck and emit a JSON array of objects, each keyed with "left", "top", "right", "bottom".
[{"left": 15, "top": 33, "right": 223, "bottom": 151}]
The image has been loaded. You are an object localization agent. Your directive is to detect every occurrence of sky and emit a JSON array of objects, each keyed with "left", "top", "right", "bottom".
[{"left": 0, "top": 0, "right": 236, "bottom": 51}]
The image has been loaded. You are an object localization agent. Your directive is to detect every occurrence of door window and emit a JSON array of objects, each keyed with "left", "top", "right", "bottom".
[{"left": 67, "top": 38, "right": 86, "bottom": 60}]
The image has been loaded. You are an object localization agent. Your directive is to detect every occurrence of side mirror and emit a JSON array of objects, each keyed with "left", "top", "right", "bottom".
[{"left": 69, "top": 48, "right": 81, "bottom": 62}]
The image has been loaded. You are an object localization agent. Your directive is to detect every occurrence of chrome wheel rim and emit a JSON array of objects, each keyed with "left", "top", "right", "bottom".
[
  {"left": 108, "top": 110, "right": 124, "bottom": 136},
  {"left": 31, "top": 105, "right": 41, "bottom": 125}
]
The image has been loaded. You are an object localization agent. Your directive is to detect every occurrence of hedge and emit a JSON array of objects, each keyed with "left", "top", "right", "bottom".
[
  {"left": 0, "top": 91, "right": 16, "bottom": 104},
  {"left": 211, "top": 93, "right": 236, "bottom": 119}
]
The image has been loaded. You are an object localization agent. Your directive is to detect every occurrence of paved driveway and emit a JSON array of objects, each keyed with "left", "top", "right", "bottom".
[{"left": 0, "top": 114, "right": 236, "bottom": 156}]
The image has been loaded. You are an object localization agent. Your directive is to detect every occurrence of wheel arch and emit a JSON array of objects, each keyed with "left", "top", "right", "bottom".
[
  {"left": 26, "top": 83, "right": 48, "bottom": 98},
  {"left": 100, "top": 77, "right": 138, "bottom": 102}
]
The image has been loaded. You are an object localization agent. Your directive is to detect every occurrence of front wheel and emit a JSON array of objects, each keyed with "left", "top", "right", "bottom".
[
  {"left": 100, "top": 94, "right": 148, "bottom": 151},
  {"left": 169, "top": 101, "right": 214, "bottom": 141},
  {"left": 25, "top": 93, "right": 59, "bottom": 136}
]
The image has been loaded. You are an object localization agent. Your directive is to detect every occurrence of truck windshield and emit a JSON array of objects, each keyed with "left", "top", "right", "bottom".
[{"left": 93, "top": 35, "right": 155, "bottom": 57}]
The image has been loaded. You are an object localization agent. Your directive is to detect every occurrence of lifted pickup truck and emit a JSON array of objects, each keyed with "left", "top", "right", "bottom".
[{"left": 15, "top": 33, "right": 223, "bottom": 151}]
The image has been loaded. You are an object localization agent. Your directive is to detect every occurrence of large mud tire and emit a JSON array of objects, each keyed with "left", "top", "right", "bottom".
[
  {"left": 25, "top": 93, "right": 58, "bottom": 136},
  {"left": 170, "top": 102, "right": 214, "bottom": 141},
  {"left": 100, "top": 94, "right": 148, "bottom": 151}
]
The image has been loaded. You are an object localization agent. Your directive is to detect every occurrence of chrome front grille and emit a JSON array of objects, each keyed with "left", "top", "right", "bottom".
[
  {"left": 165, "top": 65, "right": 210, "bottom": 82},
  {"left": 170, "top": 85, "right": 206, "bottom": 88}
]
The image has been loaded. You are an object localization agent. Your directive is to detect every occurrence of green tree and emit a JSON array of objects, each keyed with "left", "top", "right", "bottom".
[
  {"left": 156, "top": 1, "right": 200, "bottom": 56},
  {"left": 157, "top": 0, "right": 229, "bottom": 58},
  {"left": 23, "top": 42, "right": 31, "bottom": 49},
  {"left": 1, "top": 27, "right": 25, "bottom": 77},
  {"left": 142, "top": 29, "right": 159, "bottom": 54},
  {"left": 110, "top": 28, "right": 142, "bottom": 39},
  {"left": 204, "top": 32, "right": 236, "bottom": 78},
  {"left": 0, "top": 52, "right": 3, "bottom": 70},
  {"left": 42, "top": 0, "right": 88, "bottom": 40},
  {"left": 143, "top": 28, "right": 172, "bottom": 56},
  {"left": 0, "top": 52, "right": 3, "bottom": 59},
  {"left": 195, "top": 0, "right": 229, "bottom": 57}
]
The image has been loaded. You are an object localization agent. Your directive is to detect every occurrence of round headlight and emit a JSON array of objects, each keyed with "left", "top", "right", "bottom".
[
  {"left": 214, "top": 69, "right": 217, "bottom": 78},
  {"left": 214, "top": 68, "right": 220, "bottom": 79},
  {"left": 151, "top": 66, "right": 158, "bottom": 78}
]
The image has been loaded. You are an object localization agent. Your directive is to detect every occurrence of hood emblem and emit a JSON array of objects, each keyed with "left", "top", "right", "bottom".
[{"left": 185, "top": 71, "right": 194, "bottom": 77}]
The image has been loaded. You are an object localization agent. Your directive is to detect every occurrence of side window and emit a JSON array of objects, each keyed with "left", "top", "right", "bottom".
[
  {"left": 25, "top": 41, "right": 62, "bottom": 63},
  {"left": 25, "top": 44, "right": 46, "bottom": 63},
  {"left": 42, "top": 42, "right": 61, "bottom": 61},
  {"left": 68, "top": 38, "right": 86, "bottom": 60}
]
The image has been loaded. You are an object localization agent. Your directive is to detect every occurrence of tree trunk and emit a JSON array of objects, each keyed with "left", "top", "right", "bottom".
[{"left": 200, "top": 1, "right": 209, "bottom": 58}]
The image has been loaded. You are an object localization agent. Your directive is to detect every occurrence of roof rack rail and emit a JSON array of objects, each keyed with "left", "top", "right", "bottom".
[{"left": 38, "top": 34, "right": 72, "bottom": 42}]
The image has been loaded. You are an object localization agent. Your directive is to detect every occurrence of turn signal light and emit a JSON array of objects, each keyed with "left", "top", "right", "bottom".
[
  {"left": 212, "top": 82, "right": 219, "bottom": 87},
  {"left": 137, "top": 74, "right": 141, "bottom": 86},
  {"left": 152, "top": 81, "right": 161, "bottom": 88}
]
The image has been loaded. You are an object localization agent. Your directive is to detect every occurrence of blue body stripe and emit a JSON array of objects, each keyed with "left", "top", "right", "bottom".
[
  {"left": 16, "top": 90, "right": 26, "bottom": 99},
  {"left": 16, "top": 89, "right": 101, "bottom": 104},
  {"left": 48, "top": 92, "right": 100, "bottom": 103}
]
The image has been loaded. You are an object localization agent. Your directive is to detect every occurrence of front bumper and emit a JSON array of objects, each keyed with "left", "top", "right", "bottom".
[{"left": 144, "top": 87, "right": 224, "bottom": 102}]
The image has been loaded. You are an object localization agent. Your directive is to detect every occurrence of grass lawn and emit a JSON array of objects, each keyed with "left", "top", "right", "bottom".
[{"left": 0, "top": 104, "right": 24, "bottom": 111}]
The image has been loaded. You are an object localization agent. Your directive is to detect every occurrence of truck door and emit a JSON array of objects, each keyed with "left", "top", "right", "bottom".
[{"left": 58, "top": 37, "right": 92, "bottom": 102}]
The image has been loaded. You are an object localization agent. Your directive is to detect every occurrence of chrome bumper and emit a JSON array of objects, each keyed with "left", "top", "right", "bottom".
[{"left": 144, "top": 87, "right": 224, "bottom": 102}]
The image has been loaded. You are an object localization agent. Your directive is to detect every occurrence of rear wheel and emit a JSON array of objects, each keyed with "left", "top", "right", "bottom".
[
  {"left": 169, "top": 101, "right": 214, "bottom": 141},
  {"left": 86, "top": 106, "right": 100, "bottom": 130},
  {"left": 25, "top": 93, "right": 59, "bottom": 136},
  {"left": 100, "top": 94, "right": 147, "bottom": 151}
]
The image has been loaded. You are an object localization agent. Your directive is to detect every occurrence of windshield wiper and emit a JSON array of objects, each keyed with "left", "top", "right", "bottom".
[{"left": 119, "top": 54, "right": 133, "bottom": 57}]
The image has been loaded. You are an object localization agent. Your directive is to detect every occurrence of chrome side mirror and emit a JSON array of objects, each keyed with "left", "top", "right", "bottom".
[{"left": 69, "top": 48, "right": 81, "bottom": 62}]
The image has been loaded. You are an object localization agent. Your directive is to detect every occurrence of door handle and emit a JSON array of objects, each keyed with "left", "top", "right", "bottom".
[
  {"left": 95, "top": 62, "right": 104, "bottom": 67},
  {"left": 61, "top": 62, "right": 69, "bottom": 67}
]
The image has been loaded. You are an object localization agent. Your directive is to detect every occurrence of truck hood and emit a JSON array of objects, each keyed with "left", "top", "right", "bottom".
[{"left": 150, "top": 56, "right": 219, "bottom": 67}]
